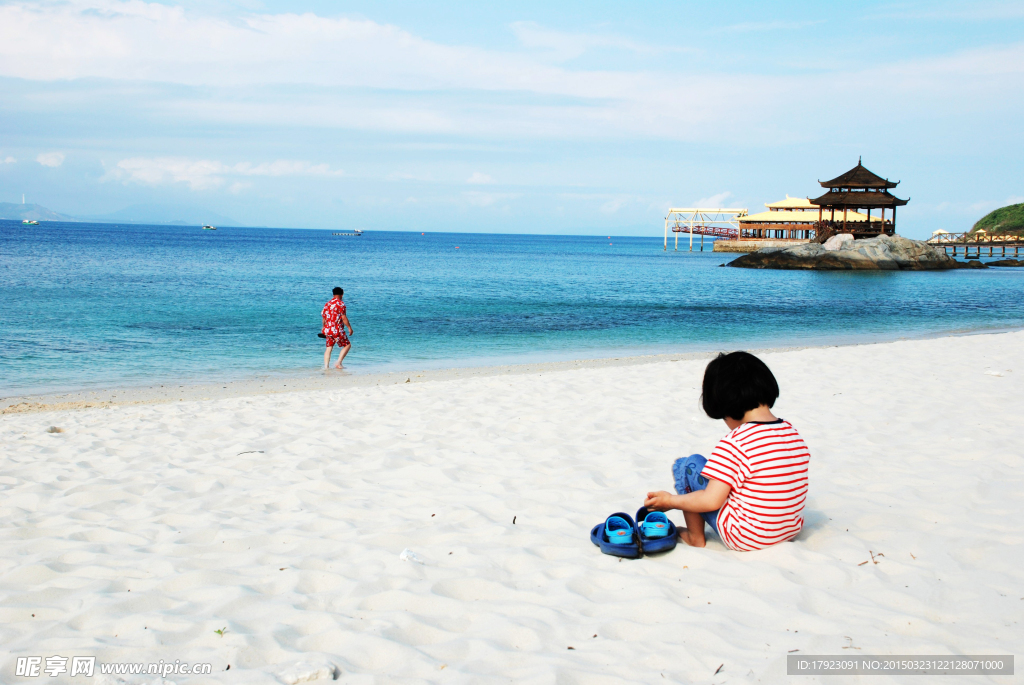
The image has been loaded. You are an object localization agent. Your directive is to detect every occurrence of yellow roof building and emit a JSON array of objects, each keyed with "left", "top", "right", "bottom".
[
  {"left": 764, "top": 195, "right": 818, "bottom": 211},
  {"left": 741, "top": 195, "right": 873, "bottom": 224}
]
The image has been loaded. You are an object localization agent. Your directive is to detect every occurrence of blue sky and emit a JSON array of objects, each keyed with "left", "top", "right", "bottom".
[{"left": 1, "top": 0, "right": 1022, "bottom": 237}]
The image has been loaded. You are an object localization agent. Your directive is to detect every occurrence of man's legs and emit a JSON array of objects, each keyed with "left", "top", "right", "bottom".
[
  {"left": 324, "top": 344, "right": 334, "bottom": 369},
  {"left": 334, "top": 342, "right": 351, "bottom": 368}
]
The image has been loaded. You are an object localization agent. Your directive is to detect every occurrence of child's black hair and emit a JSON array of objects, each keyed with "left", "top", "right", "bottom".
[
  {"left": 332, "top": 287, "right": 344, "bottom": 296},
  {"left": 701, "top": 351, "right": 779, "bottom": 420}
]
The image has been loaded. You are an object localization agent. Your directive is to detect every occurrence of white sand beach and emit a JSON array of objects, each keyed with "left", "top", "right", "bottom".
[{"left": 1, "top": 331, "right": 1021, "bottom": 684}]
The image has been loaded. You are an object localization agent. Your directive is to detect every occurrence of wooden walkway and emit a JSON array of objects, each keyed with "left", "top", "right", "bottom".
[{"left": 926, "top": 232, "right": 1024, "bottom": 257}]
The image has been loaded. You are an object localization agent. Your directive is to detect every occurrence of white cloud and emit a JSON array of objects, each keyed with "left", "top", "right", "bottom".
[
  {"left": 0, "top": 1, "right": 830, "bottom": 141},
  {"left": 0, "top": 2, "right": 546, "bottom": 90},
  {"left": 2, "top": 156, "right": 15, "bottom": 164},
  {"left": 36, "top": 152, "right": 65, "bottom": 167},
  {"left": 0, "top": 4, "right": 686, "bottom": 92},
  {"left": 105, "top": 157, "right": 342, "bottom": 190},
  {"left": 510, "top": 21, "right": 686, "bottom": 61},
  {"left": 235, "top": 160, "right": 337, "bottom": 177},
  {"left": 1006, "top": 195, "right": 1024, "bottom": 205},
  {"left": 600, "top": 198, "right": 627, "bottom": 214},
  {"left": 692, "top": 191, "right": 734, "bottom": 207},
  {"left": 0, "top": 1, "right": 1019, "bottom": 144},
  {"left": 108, "top": 158, "right": 224, "bottom": 190},
  {"left": 466, "top": 172, "right": 493, "bottom": 185}
]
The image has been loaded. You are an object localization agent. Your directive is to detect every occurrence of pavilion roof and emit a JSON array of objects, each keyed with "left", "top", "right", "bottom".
[
  {"left": 820, "top": 159, "right": 899, "bottom": 189},
  {"left": 765, "top": 195, "right": 816, "bottom": 210},
  {"left": 810, "top": 190, "right": 908, "bottom": 208},
  {"left": 741, "top": 208, "right": 873, "bottom": 224}
]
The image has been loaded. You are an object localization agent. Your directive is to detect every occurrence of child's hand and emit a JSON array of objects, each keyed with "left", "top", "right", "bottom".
[{"left": 644, "top": 491, "right": 677, "bottom": 511}]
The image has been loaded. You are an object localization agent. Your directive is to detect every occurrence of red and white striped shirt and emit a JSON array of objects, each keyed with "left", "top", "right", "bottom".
[{"left": 701, "top": 419, "right": 809, "bottom": 551}]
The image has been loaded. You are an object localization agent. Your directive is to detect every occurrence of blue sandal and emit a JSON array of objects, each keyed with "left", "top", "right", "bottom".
[
  {"left": 635, "top": 507, "right": 678, "bottom": 554},
  {"left": 590, "top": 512, "right": 641, "bottom": 558}
]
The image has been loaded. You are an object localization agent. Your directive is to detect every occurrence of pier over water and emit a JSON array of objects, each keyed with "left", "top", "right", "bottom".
[{"left": 927, "top": 231, "right": 1024, "bottom": 258}]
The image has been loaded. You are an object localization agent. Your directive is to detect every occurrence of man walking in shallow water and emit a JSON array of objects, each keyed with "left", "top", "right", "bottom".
[{"left": 322, "top": 287, "right": 353, "bottom": 369}]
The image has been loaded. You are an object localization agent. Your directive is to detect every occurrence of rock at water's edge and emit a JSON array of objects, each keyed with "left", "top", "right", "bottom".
[
  {"left": 822, "top": 233, "right": 854, "bottom": 251},
  {"left": 730, "top": 234, "right": 962, "bottom": 271}
]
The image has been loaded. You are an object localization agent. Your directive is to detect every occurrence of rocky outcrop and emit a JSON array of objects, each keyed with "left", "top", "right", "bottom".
[
  {"left": 822, "top": 233, "right": 854, "bottom": 251},
  {"left": 729, "top": 234, "right": 965, "bottom": 270},
  {"left": 988, "top": 258, "right": 1024, "bottom": 267}
]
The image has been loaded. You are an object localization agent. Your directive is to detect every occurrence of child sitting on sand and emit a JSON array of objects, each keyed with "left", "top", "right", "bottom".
[{"left": 644, "top": 351, "right": 809, "bottom": 551}]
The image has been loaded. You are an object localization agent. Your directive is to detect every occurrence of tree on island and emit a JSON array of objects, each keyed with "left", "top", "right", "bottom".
[{"left": 970, "top": 203, "right": 1024, "bottom": 236}]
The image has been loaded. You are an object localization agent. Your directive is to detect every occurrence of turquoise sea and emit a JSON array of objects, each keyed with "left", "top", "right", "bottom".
[{"left": 2, "top": 220, "right": 1023, "bottom": 396}]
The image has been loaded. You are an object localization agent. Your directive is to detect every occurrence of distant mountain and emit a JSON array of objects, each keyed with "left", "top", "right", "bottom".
[
  {"left": 0, "top": 202, "right": 79, "bottom": 222},
  {"left": 971, "top": 203, "right": 1024, "bottom": 236},
  {"left": 1, "top": 201, "right": 241, "bottom": 227},
  {"left": 78, "top": 204, "right": 240, "bottom": 226}
]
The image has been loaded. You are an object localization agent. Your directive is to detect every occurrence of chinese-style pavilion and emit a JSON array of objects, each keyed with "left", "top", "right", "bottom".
[{"left": 810, "top": 158, "right": 908, "bottom": 239}]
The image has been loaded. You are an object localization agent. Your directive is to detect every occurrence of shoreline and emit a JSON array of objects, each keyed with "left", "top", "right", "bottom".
[
  {"left": 4, "top": 325, "right": 1021, "bottom": 414},
  {"left": 0, "top": 349, "right": 728, "bottom": 414}
]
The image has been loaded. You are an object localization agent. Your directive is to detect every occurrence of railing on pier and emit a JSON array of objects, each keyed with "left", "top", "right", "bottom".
[
  {"left": 927, "top": 231, "right": 1024, "bottom": 257},
  {"left": 664, "top": 208, "right": 747, "bottom": 251},
  {"left": 670, "top": 224, "right": 738, "bottom": 238}
]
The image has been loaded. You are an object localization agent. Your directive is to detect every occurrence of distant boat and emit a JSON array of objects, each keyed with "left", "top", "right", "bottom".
[
  {"left": 332, "top": 229, "right": 363, "bottom": 236},
  {"left": 22, "top": 219, "right": 39, "bottom": 225},
  {"left": 202, "top": 225, "right": 217, "bottom": 230}
]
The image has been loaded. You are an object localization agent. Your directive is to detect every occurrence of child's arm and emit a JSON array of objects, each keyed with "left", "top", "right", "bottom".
[{"left": 644, "top": 478, "right": 731, "bottom": 514}]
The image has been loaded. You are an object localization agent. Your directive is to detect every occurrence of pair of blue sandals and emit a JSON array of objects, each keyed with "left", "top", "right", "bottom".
[{"left": 590, "top": 508, "right": 677, "bottom": 558}]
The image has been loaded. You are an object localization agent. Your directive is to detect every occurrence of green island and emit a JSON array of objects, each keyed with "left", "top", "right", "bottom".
[{"left": 971, "top": 203, "right": 1024, "bottom": 236}]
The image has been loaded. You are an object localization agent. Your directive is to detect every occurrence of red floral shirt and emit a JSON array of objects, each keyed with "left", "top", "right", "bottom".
[{"left": 322, "top": 298, "right": 346, "bottom": 337}]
